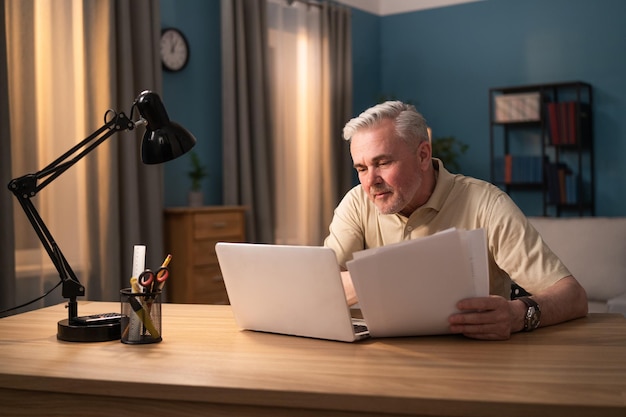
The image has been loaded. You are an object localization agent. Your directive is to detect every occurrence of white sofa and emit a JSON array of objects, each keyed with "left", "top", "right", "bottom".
[{"left": 529, "top": 217, "right": 626, "bottom": 315}]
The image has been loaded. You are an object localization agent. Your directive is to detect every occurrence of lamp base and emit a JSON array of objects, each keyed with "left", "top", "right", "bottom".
[{"left": 57, "top": 319, "right": 121, "bottom": 342}]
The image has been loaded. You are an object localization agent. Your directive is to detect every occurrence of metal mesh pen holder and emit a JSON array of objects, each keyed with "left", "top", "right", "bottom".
[{"left": 120, "top": 288, "right": 162, "bottom": 344}]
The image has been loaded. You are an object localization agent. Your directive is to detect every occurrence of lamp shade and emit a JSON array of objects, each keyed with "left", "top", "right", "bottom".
[{"left": 135, "top": 90, "right": 196, "bottom": 164}]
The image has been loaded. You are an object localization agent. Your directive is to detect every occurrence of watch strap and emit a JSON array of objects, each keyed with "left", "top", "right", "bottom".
[{"left": 518, "top": 296, "right": 541, "bottom": 332}]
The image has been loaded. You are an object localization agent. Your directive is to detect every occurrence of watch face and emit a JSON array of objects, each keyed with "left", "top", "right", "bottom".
[
  {"left": 520, "top": 297, "right": 541, "bottom": 331},
  {"left": 160, "top": 28, "right": 189, "bottom": 72},
  {"left": 527, "top": 306, "right": 541, "bottom": 330}
]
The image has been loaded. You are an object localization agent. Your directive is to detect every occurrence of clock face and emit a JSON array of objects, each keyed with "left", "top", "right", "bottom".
[{"left": 160, "top": 28, "right": 189, "bottom": 72}]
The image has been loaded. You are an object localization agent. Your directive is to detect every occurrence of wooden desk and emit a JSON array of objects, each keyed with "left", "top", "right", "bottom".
[{"left": 1, "top": 302, "right": 625, "bottom": 417}]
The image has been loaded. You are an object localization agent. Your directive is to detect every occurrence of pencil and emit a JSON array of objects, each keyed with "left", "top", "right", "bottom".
[{"left": 161, "top": 254, "right": 172, "bottom": 268}]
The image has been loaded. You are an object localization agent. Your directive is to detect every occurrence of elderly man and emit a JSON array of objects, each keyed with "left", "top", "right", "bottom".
[{"left": 324, "top": 101, "right": 588, "bottom": 340}]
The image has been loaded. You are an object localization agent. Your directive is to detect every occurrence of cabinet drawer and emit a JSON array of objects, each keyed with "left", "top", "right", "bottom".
[
  {"left": 193, "top": 265, "right": 229, "bottom": 304},
  {"left": 192, "top": 239, "right": 221, "bottom": 266},
  {"left": 164, "top": 206, "right": 246, "bottom": 304},
  {"left": 194, "top": 212, "right": 244, "bottom": 239}
]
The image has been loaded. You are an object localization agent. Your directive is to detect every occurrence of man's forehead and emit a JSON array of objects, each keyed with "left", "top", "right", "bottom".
[{"left": 350, "top": 128, "right": 405, "bottom": 157}]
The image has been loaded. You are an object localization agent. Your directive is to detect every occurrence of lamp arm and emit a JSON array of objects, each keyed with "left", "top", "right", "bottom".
[
  {"left": 7, "top": 111, "right": 137, "bottom": 322},
  {"left": 23, "top": 112, "right": 135, "bottom": 194},
  {"left": 12, "top": 191, "right": 84, "bottom": 319}
]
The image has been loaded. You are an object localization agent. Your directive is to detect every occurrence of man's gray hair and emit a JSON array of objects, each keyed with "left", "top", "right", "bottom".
[{"left": 342, "top": 101, "right": 430, "bottom": 149}]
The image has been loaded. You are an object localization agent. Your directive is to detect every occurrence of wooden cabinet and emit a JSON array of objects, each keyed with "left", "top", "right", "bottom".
[{"left": 164, "top": 206, "right": 246, "bottom": 304}]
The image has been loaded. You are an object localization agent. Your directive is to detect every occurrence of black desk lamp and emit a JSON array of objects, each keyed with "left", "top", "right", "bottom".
[{"left": 7, "top": 90, "right": 196, "bottom": 342}]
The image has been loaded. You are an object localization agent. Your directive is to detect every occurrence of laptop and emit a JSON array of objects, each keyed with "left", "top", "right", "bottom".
[{"left": 215, "top": 242, "right": 370, "bottom": 342}]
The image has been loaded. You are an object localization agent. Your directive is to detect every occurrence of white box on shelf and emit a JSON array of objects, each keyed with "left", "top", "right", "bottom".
[{"left": 494, "top": 92, "right": 541, "bottom": 123}]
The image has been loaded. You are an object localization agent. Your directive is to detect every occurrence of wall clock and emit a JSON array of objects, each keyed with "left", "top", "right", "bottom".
[{"left": 160, "top": 28, "right": 189, "bottom": 72}]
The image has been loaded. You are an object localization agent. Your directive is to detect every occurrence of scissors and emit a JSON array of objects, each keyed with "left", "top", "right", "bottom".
[{"left": 138, "top": 266, "right": 169, "bottom": 293}]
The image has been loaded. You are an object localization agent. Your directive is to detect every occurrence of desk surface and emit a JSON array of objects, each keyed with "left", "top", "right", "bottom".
[{"left": 0, "top": 302, "right": 625, "bottom": 417}]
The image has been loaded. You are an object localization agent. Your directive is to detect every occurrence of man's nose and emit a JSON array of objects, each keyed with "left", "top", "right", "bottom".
[{"left": 362, "top": 167, "right": 382, "bottom": 187}]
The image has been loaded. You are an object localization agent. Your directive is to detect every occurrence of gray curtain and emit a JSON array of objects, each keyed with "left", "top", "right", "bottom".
[
  {"left": 96, "top": 0, "right": 165, "bottom": 301},
  {"left": 82, "top": 0, "right": 164, "bottom": 301},
  {"left": 0, "top": 0, "right": 16, "bottom": 316},
  {"left": 221, "top": 0, "right": 353, "bottom": 244},
  {"left": 221, "top": 0, "right": 275, "bottom": 244},
  {"left": 323, "top": 3, "right": 353, "bottom": 203},
  {"left": 0, "top": 0, "right": 164, "bottom": 315}
]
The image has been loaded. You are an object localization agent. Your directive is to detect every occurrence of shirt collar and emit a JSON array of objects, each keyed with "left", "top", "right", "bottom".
[{"left": 420, "top": 158, "right": 455, "bottom": 213}]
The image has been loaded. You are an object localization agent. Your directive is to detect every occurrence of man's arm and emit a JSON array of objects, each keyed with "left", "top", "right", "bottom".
[
  {"left": 340, "top": 270, "right": 359, "bottom": 306},
  {"left": 448, "top": 275, "right": 588, "bottom": 340}
]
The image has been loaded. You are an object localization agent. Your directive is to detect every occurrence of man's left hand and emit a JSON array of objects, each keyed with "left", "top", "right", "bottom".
[{"left": 448, "top": 295, "right": 519, "bottom": 340}]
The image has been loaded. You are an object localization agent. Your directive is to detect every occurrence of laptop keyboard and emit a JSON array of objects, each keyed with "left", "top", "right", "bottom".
[{"left": 353, "top": 323, "right": 368, "bottom": 334}]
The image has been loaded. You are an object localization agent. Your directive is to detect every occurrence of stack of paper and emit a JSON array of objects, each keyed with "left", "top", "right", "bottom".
[{"left": 347, "top": 228, "right": 489, "bottom": 337}]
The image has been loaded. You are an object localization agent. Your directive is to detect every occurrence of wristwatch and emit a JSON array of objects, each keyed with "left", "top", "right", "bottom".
[{"left": 518, "top": 297, "right": 541, "bottom": 331}]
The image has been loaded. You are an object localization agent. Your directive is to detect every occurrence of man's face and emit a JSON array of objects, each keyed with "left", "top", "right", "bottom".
[{"left": 350, "top": 119, "right": 431, "bottom": 217}]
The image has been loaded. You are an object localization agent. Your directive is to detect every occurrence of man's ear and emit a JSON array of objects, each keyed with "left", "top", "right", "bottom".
[{"left": 417, "top": 140, "right": 432, "bottom": 169}]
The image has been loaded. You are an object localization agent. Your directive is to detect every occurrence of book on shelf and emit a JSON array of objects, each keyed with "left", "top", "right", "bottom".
[
  {"left": 547, "top": 102, "right": 561, "bottom": 144},
  {"left": 494, "top": 155, "right": 544, "bottom": 185},
  {"left": 546, "top": 101, "right": 591, "bottom": 146},
  {"left": 545, "top": 161, "right": 579, "bottom": 204}
]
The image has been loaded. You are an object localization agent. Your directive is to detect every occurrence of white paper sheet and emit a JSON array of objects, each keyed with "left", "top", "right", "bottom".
[{"left": 347, "top": 228, "right": 489, "bottom": 337}]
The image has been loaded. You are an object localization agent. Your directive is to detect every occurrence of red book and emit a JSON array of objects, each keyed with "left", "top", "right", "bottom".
[
  {"left": 559, "top": 102, "right": 568, "bottom": 146},
  {"left": 547, "top": 102, "right": 560, "bottom": 145},
  {"left": 505, "top": 154, "right": 512, "bottom": 184},
  {"left": 567, "top": 101, "right": 577, "bottom": 144}
]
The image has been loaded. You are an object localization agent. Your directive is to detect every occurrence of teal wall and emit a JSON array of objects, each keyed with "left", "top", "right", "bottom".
[
  {"left": 375, "top": 0, "right": 626, "bottom": 216},
  {"left": 160, "top": 0, "right": 626, "bottom": 216},
  {"left": 160, "top": 0, "right": 222, "bottom": 207}
]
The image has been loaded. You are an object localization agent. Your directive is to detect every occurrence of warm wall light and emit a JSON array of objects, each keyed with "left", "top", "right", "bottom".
[{"left": 7, "top": 90, "right": 196, "bottom": 342}]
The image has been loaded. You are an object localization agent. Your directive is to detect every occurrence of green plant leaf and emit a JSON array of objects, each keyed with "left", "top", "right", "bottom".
[
  {"left": 431, "top": 136, "right": 469, "bottom": 172},
  {"left": 187, "top": 151, "right": 209, "bottom": 191}
]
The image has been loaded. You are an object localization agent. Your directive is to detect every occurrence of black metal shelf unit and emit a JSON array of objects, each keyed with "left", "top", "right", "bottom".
[{"left": 489, "top": 81, "right": 594, "bottom": 217}]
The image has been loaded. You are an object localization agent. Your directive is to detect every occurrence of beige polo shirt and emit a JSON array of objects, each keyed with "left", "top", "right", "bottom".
[{"left": 324, "top": 159, "right": 570, "bottom": 298}]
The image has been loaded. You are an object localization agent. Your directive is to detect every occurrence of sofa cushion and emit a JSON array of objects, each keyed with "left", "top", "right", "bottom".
[
  {"left": 528, "top": 217, "right": 626, "bottom": 302},
  {"left": 588, "top": 300, "right": 609, "bottom": 314},
  {"left": 607, "top": 292, "right": 626, "bottom": 315}
]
